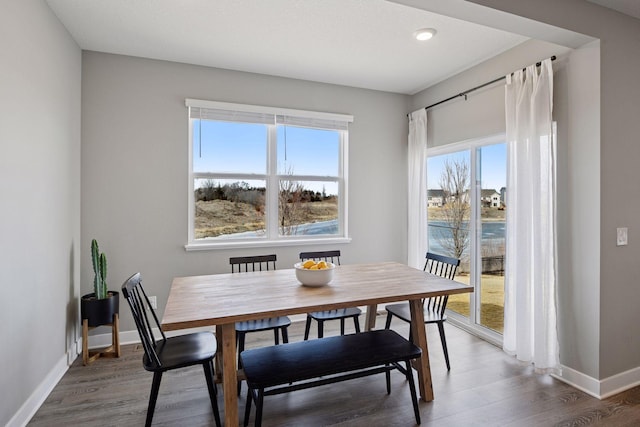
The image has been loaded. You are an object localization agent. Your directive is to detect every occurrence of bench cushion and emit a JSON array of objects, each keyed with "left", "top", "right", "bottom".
[{"left": 240, "top": 329, "right": 421, "bottom": 388}]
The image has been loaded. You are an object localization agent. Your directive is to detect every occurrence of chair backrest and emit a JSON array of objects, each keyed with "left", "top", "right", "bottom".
[
  {"left": 230, "top": 254, "right": 277, "bottom": 273},
  {"left": 423, "top": 252, "right": 461, "bottom": 316},
  {"left": 424, "top": 252, "right": 460, "bottom": 280},
  {"left": 121, "top": 272, "right": 165, "bottom": 367},
  {"left": 299, "top": 250, "right": 341, "bottom": 266}
]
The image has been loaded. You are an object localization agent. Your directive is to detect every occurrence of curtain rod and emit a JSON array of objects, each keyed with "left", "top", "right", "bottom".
[{"left": 409, "top": 55, "right": 556, "bottom": 116}]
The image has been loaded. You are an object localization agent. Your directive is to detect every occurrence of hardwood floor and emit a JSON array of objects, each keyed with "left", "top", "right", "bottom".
[{"left": 29, "top": 315, "right": 640, "bottom": 426}]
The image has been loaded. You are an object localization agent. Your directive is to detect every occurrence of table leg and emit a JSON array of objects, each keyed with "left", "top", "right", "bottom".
[
  {"left": 221, "top": 323, "right": 238, "bottom": 426},
  {"left": 214, "top": 325, "right": 223, "bottom": 382},
  {"left": 365, "top": 304, "right": 377, "bottom": 331},
  {"left": 409, "top": 299, "right": 434, "bottom": 401}
]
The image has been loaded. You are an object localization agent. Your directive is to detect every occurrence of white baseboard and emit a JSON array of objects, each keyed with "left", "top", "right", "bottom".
[
  {"left": 7, "top": 355, "right": 69, "bottom": 427},
  {"left": 552, "top": 364, "right": 640, "bottom": 399},
  {"left": 599, "top": 366, "right": 640, "bottom": 398}
]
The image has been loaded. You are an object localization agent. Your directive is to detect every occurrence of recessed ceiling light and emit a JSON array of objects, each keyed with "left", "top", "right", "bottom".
[{"left": 414, "top": 28, "right": 437, "bottom": 41}]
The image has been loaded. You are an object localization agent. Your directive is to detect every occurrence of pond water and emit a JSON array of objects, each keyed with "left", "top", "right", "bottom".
[{"left": 428, "top": 221, "right": 505, "bottom": 257}]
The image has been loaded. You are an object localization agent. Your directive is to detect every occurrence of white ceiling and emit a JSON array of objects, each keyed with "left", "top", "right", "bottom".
[{"left": 46, "top": 0, "right": 528, "bottom": 95}]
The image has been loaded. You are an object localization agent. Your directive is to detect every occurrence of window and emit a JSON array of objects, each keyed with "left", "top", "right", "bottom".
[
  {"left": 185, "top": 99, "right": 352, "bottom": 250},
  {"left": 427, "top": 134, "right": 506, "bottom": 342}
]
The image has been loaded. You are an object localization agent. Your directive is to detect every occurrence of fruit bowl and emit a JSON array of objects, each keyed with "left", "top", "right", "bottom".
[{"left": 294, "top": 261, "right": 335, "bottom": 287}]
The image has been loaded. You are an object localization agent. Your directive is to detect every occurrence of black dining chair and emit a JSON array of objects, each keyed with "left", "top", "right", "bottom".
[
  {"left": 121, "top": 273, "right": 221, "bottom": 427},
  {"left": 300, "top": 250, "right": 362, "bottom": 340},
  {"left": 384, "top": 252, "right": 460, "bottom": 371},
  {"left": 230, "top": 254, "right": 291, "bottom": 394}
]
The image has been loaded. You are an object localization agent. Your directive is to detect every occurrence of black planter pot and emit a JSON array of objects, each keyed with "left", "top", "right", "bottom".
[{"left": 81, "top": 291, "right": 119, "bottom": 327}]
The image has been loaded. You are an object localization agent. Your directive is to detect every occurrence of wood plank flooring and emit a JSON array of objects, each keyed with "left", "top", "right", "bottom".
[{"left": 29, "top": 315, "right": 640, "bottom": 426}]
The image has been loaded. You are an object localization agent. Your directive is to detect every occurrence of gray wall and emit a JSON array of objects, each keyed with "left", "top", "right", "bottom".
[
  {"left": 0, "top": 0, "right": 81, "bottom": 425},
  {"left": 408, "top": 37, "right": 601, "bottom": 379},
  {"left": 5, "top": 1, "right": 640, "bottom": 422},
  {"left": 468, "top": 0, "right": 640, "bottom": 380},
  {"left": 81, "top": 52, "right": 409, "bottom": 335}
]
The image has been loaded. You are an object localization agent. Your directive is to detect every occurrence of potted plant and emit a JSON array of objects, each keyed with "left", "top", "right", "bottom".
[
  {"left": 81, "top": 239, "right": 119, "bottom": 326},
  {"left": 80, "top": 239, "right": 120, "bottom": 365}
]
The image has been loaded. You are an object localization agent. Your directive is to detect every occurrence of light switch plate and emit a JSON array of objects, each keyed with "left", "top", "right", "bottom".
[
  {"left": 148, "top": 295, "right": 157, "bottom": 309},
  {"left": 617, "top": 227, "right": 628, "bottom": 246}
]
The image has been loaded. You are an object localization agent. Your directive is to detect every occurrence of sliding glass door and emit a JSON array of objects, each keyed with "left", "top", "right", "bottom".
[{"left": 427, "top": 135, "right": 506, "bottom": 338}]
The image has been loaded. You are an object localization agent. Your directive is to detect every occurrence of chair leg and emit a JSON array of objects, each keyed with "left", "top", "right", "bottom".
[
  {"left": 244, "top": 388, "right": 253, "bottom": 427},
  {"left": 203, "top": 360, "right": 222, "bottom": 427},
  {"left": 318, "top": 320, "right": 324, "bottom": 338},
  {"left": 146, "top": 371, "right": 163, "bottom": 427},
  {"left": 340, "top": 318, "right": 345, "bottom": 335},
  {"left": 385, "top": 364, "right": 391, "bottom": 394},
  {"left": 384, "top": 312, "right": 393, "bottom": 329},
  {"left": 437, "top": 321, "right": 451, "bottom": 371},
  {"left": 238, "top": 332, "right": 246, "bottom": 396},
  {"left": 281, "top": 326, "right": 289, "bottom": 343},
  {"left": 353, "top": 315, "right": 361, "bottom": 333},
  {"left": 405, "top": 360, "right": 421, "bottom": 425},
  {"left": 255, "top": 389, "right": 265, "bottom": 427},
  {"left": 304, "top": 315, "right": 312, "bottom": 340}
]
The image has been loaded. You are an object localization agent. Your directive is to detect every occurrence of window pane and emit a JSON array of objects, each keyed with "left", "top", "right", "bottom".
[
  {"left": 276, "top": 126, "right": 339, "bottom": 176},
  {"left": 427, "top": 151, "right": 471, "bottom": 318},
  {"left": 278, "top": 180, "right": 339, "bottom": 236},
  {"left": 194, "top": 178, "right": 266, "bottom": 239},
  {"left": 193, "top": 120, "right": 267, "bottom": 174},
  {"left": 188, "top": 101, "right": 349, "bottom": 245},
  {"left": 427, "top": 151, "right": 471, "bottom": 260}
]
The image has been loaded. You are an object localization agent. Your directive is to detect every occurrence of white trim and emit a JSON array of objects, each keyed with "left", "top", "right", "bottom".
[
  {"left": 7, "top": 356, "right": 68, "bottom": 427},
  {"left": 187, "top": 106, "right": 195, "bottom": 243},
  {"left": 340, "top": 131, "right": 349, "bottom": 238},
  {"left": 552, "top": 365, "right": 601, "bottom": 398},
  {"left": 427, "top": 132, "right": 505, "bottom": 156},
  {"left": 185, "top": 236, "right": 352, "bottom": 251},
  {"left": 185, "top": 98, "right": 354, "bottom": 123},
  {"left": 552, "top": 364, "right": 640, "bottom": 399},
  {"left": 600, "top": 366, "right": 640, "bottom": 398}
]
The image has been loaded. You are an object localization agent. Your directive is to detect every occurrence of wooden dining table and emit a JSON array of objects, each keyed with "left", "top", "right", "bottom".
[{"left": 162, "top": 261, "right": 472, "bottom": 426}]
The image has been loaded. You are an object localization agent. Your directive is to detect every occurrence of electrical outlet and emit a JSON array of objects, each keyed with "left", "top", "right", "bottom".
[
  {"left": 617, "top": 227, "right": 628, "bottom": 246},
  {"left": 149, "top": 295, "right": 157, "bottom": 310}
]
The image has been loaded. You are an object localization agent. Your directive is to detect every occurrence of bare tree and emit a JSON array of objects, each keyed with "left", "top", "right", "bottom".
[
  {"left": 279, "top": 165, "right": 305, "bottom": 235},
  {"left": 436, "top": 158, "right": 470, "bottom": 260}
]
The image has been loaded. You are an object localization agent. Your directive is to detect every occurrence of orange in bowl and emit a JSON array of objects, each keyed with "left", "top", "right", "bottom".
[{"left": 294, "top": 261, "right": 335, "bottom": 286}]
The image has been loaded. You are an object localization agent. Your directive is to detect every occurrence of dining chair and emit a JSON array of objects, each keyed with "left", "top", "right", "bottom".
[
  {"left": 121, "top": 273, "right": 221, "bottom": 427},
  {"left": 384, "top": 252, "right": 460, "bottom": 371},
  {"left": 230, "top": 254, "right": 291, "bottom": 394},
  {"left": 300, "top": 250, "right": 362, "bottom": 340}
]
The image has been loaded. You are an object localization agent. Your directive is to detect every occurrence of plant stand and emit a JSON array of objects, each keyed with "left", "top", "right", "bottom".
[{"left": 82, "top": 313, "right": 121, "bottom": 365}]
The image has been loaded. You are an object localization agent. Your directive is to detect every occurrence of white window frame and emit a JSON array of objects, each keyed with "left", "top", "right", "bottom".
[
  {"left": 427, "top": 133, "right": 505, "bottom": 346},
  {"left": 184, "top": 99, "right": 352, "bottom": 251}
]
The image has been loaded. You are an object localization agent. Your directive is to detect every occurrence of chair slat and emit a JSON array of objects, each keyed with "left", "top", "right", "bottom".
[{"left": 299, "top": 250, "right": 341, "bottom": 266}]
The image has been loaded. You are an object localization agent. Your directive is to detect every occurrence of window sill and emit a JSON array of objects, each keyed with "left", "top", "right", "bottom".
[{"left": 185, "top": 236, "right": 352, "bottom": 251}]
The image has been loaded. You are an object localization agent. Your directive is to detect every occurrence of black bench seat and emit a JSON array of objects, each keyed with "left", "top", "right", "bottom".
[{"left": 240, "top": 329, "right": 422, "bottom": 426}]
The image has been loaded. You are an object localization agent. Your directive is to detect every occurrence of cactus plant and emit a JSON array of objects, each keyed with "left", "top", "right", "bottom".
[{"left": 91, "top": 239, "right": 108, "bottom": 299}]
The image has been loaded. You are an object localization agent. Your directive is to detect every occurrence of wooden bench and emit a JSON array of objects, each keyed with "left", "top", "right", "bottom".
[{"left": 240, "top": 329, "right": 422, "bottom": 426}]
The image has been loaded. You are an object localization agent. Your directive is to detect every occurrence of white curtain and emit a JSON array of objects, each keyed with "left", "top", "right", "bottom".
[
  {"left": 407, "top": 109, "right": 428, "bottom": 269},
  {"left": 503, "top": 58, "right": 559, "bottom": 372}
]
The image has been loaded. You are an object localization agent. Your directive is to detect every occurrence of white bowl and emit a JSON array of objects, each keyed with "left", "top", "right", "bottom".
[{"left": 294, "top": 262, "right": 335, "bottom": 287}]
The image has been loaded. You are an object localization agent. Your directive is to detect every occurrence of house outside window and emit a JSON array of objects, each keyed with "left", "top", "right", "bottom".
[{"left": 185, "top": 99, "right": 352, "bottom": 250}]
